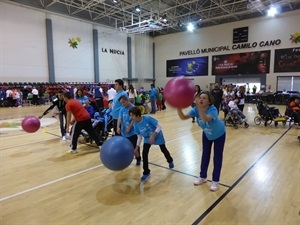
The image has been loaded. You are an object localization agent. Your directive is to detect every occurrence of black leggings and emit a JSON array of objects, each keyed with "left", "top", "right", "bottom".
[
  {"left": 142, "top": 143, "right": 173, "bottom": 175},
  {"left": 127, "top": 135, "right": 141, "bottom": 161},
  {"left": 238, "top": 104, "right": 244, "bottom": 112},
  {"left": 113, "top": 119, "right": 121, "bottom": 136},
  {"left": 70, "top": 119, "right": 102, "bottom": 150}
]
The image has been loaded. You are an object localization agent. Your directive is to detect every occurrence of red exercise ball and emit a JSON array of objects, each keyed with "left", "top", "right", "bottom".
[
  {"left": 21, "top": 116, "right": 41, "bottom": 133},
  {"left": 164, "top": 76, "right": 195, "bottom": 108}
]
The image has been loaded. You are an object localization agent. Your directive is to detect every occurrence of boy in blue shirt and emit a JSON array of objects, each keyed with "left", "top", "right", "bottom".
[
  {"left": 177, "top": 91, "right": 226, "bottom": 191},
  {"left": 149, "top": 84, "right": 157, "bottom": 114},
  {"left": 129, "top": 107, "right": 174, "bottom": 181},
  {"left": 117, "top": 96, "right": 141, "bottom": 166},
  {"left": 112, "top": 79, "right": 128, "bottom": 135}
]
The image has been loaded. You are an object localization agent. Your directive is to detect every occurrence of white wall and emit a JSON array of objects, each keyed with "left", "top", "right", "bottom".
[
  {"left": 51, "top": 14, "right": 94, "bottom": 82},
  {"left": 0, "top": 2, "right": 146, "bottom": 84},
  {"left": 154, "top": 10, "right": 300, "bottom": 90},
  {"left": 97, "top": 26, "right": 128, "bottom": 82},
  {"left": 133, "top": 34, "right": 154, "bottom": 89},
  {"left": 0, "top": 2, "right": 48, "bottom": 82}
]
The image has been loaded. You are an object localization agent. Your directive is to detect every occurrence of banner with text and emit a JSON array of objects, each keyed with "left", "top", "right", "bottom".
[
  {"left": 274, "top": 47, "right": 300, "bottom": 73},
  {"left": 166, "top": 56, "right": 208, "bottom": 77},
  {"left": 212, "top": 50, "right": 271, "bottom": 75}
]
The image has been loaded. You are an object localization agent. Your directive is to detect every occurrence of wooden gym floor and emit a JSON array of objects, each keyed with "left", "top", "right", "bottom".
[{"left": 0, "top": 104, "right": 299, "bottom": 225}]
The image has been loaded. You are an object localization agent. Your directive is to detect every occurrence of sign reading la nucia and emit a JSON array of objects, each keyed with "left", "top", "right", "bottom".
[
  {"left": 179, "top": 39, "right": 281, "bottom": 56},
  {"left": 101, "top": 48, "right": 125, "bottom": 55}
]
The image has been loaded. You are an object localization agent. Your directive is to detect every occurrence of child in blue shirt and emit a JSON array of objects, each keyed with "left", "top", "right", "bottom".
[
  {"left": 117, "top": 96, "right": 141, "bottom": 166},
  {"left": 177, "top": 91, "right": 226, "bottom": 191},
  {"left": 129, "top": 106, "right": 174, "bottom": 181}
]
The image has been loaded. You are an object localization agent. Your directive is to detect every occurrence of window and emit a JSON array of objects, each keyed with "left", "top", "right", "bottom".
[{"left": 277, "top": 76, "right": 300, "bottom": 92}]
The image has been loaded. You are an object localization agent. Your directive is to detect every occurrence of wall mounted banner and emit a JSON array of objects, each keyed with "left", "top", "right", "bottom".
[
  {"left": 274, "top": 47, "right": 300, "bottom": 72},
  {"left": 166, "top": 56, "right": 208, "bottom": 77},
  {"left": 212, "top": 50, "right": 271, "bottom": 75}
]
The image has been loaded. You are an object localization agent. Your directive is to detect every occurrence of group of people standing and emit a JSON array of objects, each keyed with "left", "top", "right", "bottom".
[
  {"left": 111, "top": 79, "right": 174, "bottom": 181},
  {"left": 115, "top": 80, "right": 227, "bottom": 190},
  {"left": 38, "top": 79, "right": 230, "bottom": 191}
]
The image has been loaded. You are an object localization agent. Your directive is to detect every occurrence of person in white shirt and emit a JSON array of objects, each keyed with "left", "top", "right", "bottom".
[
  {"left": 127, "top": 84, "right": 137, "bottom": 104},
  {"left": 6, "top": 87, "right": 13, "bottom": 107},
  {"left": 107, "top": 84, "right": 117, "bottom": 103},
  {"left": 31, "top": 87, "right": 39, "bottom": 106}
]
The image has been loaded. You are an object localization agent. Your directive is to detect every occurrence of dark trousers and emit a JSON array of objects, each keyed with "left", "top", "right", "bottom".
[
  {"left": 6, "top": 97, "right": 13, "bottom": 107},
  {"left": 238, "top": 104, "right": 244, "bottom": 112},
  {"left": 142, "top": 143, "right": 173, "bottom": 175},
  {"left": 58, "top": 113, "right": 66, "bottom": 137},
  {"left": 214, "top": 102, "right": 221, "bottom": 115},
  {"left": 150, "top": 99, "right": 156, "bottom": 113},
  {"left": 95, "top": 98, "right": 104, "bottom": 112},
  {"left": 162, "top": 99, "right": 166, "bottom": 110},
  {"left": 126, "top": 134, "right": 141, "bottom": 161},
  {"left": 200, "top": 133, "right": 226, "bottom": 182},
  {"left": 293, "top": 111, "right": 300, "bottom": 123},
  {"left": 32, "top": 95, "right": 39, "bottom": 105},
  {"left": 70, "top": 119, "right": 101, "bottom": 150},
  {"left": 113, "top": 119, "right": 121, "bottom": 136}
]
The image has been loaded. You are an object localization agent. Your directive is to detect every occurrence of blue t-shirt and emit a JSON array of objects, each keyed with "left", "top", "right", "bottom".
[
  {"left": 119, "top": 104, "right": 135, "bottom": 137},
  {"left": 150, "top": 88, "right": 157, "bottom": 100},
  {"left": 189, "top": 105, "right": 225, "bottom": 140},
  {"left": 112, "top": 90, "right": 128, "bottom": 119},
  {"left": 76, "top": 96, "right": 88, "bottom": 105},
  {"left": 94, "top": 86, "right": 102, "bottom": 98},
  {"left": 133, "top": 116, "right": 165, "bottom": 145}
]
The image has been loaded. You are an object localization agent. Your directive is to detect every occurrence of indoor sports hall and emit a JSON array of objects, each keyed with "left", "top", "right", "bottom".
[{"left": 0, "top": 0, "right": 299, "bottom": 224}]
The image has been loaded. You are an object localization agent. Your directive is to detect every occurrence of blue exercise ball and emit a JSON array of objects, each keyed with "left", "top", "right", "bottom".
[{"left": 100, "top": 136, "right": 134, "bottom": 171}]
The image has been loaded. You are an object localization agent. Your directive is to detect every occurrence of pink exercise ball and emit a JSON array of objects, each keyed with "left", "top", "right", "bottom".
[
  {"left": 21, "top": 116, "right": 41, "bottom": 133},
  {"left": 164, "top": 76, "right": 195, "bottom": 108}
]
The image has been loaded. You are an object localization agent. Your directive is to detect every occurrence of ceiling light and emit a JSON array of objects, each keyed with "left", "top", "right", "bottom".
[
  {"left": 112, "top": 0, "right": 118, "bottom": 3},
  {"left": 160, "top": 14, "right": 167, "bottom": 23},
  {"left": 135, "top": 5, "right": 141, "bottom": 12},
  {"left": 177, "top": 21, "right": 184, "bottom": 28},
  {"left": 267, "top": 6, "right": 278, "bottom": 17},
  {"left": 187, "top": 23, "right": 194, "bottom": 32}
]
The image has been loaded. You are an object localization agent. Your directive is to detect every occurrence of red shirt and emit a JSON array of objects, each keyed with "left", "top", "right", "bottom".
[{"left": 65, "top": 99, "right": 90, "bottom": 121}]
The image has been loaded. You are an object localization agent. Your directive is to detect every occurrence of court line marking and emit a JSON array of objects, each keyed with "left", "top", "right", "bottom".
[
  {"left": 149, "top": 162, "right": 231, "bottom": 188},
  {"left": 0, "top": 128, "right": 201, "bottom": 202},
  {"left": 0, "top": 123, "right": 291, "bottom": 202},
  {"left": 0, "top": 137, "right": 59, "bottom": 151},
  {"left": 191, "top": 125, "right": 293, "bottom": 225},
  {"left": 2, "top": 118, "right": 287, "bottom": 203},
  {"left": 0, "top": 165, "right": 104, "bottom": 202}
]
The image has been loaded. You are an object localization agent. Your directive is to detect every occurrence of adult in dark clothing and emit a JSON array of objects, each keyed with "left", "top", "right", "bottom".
[
  {"left": 210, "top": 83, "right": 223, "bottom": 115},
  {"left": 93, "top": 83, "right": 104, "bottom": 112},
  {"left": 39, "top": 91, "right": 67, "bottom": 141}
]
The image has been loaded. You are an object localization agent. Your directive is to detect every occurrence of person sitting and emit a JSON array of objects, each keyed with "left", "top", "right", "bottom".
[
  {"left": 85, "top": 99, "right": 95, "bottom": 118},
  {"left": 75, "top": 89, "right": 88, "bottom": 106},
  {"left": 228, "top": 99, "right": 247, "bottom": 123},
  {"left": 289, "top": 97, "right": 300, "bottom": 124}
]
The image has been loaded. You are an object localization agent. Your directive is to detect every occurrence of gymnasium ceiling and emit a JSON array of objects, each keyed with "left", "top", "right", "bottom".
[{"left": 4, "top": 0, "right": 300, "bottom": 37}]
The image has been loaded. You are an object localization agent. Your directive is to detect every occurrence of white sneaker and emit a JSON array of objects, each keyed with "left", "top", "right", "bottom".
[
  {"left": 62, "top": 136, "right": 66, "bottom": 141},
  {"left": 65, "top": 133, "right": 71, "bottom": 140},
  {"left": 194, "top": 177, "right": 207, "bottom": 185},
  {"left": 210, "top": 181, "right": 219, "bottom": 191},
  {"left": 66, "top": 149, "right": 78, "bottom": 154}
]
